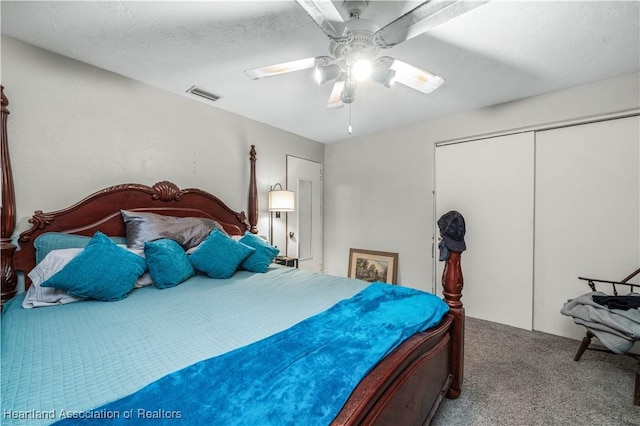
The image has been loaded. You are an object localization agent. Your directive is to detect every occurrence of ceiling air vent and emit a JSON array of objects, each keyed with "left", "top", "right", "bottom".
[{"left": 186, "top": 86, "right": 222, "bottom": 102}]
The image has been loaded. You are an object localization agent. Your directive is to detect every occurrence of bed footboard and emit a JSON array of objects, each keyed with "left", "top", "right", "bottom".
[
  {"left": 334, "top": 249, "right": 464, "bottom": 426},
  {"left": 333, "top": 315, "right": 454, "bottom": 425}
]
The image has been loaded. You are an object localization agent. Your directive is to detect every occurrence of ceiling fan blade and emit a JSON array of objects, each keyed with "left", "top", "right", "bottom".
[
  {"left": 386, "top": 57, "right": 445, "bottom": 94},
  {"left": 244, "top": 57, "right": 319, "bottom": 80},
  {"left": 374, "top": 0, "right": 490, "bottom": 48},
  {"left": 295, "top": 0, "right": 351, "bottom": 43},
  {"left": 327, "top": 79, "right": 345, "bottom": 109}
]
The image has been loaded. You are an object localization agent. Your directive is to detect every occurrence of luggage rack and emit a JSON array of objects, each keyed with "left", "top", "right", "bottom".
[
  {"left": 574, "top": 267, "right": 640, "bottom": 406},
  {"left": 578, "top": 268, "right": 640, "bottom": 295}
]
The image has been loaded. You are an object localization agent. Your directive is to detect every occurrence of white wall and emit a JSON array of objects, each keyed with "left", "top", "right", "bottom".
[
  {"left": 4, "top": 35, "right": 639, "bottom": 301},
  {"left": 324, "top": 72, "right": 640, "bottom": 292},
  {"left": 1, "top": 36, "right": 324, "bottom": 263}
]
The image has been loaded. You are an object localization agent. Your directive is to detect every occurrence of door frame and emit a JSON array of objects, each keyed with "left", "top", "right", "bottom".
[{"left": 286, "top": 154, "right": 324, "bottom": 271}]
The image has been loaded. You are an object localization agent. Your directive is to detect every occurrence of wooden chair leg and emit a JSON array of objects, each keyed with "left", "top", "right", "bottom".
[{"left": 574, "top": 331, "right": 594, "bottom": 361}]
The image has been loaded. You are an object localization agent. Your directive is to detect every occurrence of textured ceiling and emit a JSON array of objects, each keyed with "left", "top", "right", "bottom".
[{"left": 2, "top": 1, "right": 639, "bottom": 143}]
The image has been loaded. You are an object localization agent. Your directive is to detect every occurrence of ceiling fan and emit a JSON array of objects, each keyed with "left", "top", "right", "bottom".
[{"left": 244, "top": 0, "right": 488, "bottom": 109}]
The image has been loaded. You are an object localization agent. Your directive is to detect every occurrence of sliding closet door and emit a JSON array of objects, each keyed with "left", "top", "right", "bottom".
[
  {"left": 434, "top": 132, "right": 535, "bottom": 330},
  {"left": 534, "top": 116, "right": 640, "bottom": 340}
]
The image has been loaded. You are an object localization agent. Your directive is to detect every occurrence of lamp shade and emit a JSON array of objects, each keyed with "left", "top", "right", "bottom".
[{"left": 269, "top": 189, "right": 295, "bottom": 212}]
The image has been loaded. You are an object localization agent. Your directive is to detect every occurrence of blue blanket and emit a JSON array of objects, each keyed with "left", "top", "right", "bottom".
[{"left": 56, "top": 283, "right": 449, "bottom": 425}]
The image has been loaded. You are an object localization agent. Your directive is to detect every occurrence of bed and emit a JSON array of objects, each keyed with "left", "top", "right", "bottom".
[{"left": 0, "top": 85, "right": 466, "bottom": 425}]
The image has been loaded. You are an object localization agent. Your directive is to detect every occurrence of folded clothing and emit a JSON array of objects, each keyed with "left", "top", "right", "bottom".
[{"left": 592, "top": 294, "right": 640, "bottom": 311}]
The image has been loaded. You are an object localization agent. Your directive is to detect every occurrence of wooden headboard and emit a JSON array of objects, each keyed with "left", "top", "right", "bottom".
[{"left": 0, "top": 86, "right": 259, "bottom": 304}]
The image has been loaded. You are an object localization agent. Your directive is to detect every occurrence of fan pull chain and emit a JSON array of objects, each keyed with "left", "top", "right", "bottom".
[{"left": 348, "top": 102, "right": 353, "bottom": 135}]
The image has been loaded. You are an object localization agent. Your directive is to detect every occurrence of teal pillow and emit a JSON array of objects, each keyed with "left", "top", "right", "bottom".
[
  {"left": 144, "top": 239, "right": 195, "bottom": 289},
  {"left": 189, "top": 229, "right": 255, "bottom": 279},
  {"left": 239, "top": 232, "right": 279, "bottom": 273},
  {"left": 41, "top": 232, "right": 146, "bottom": 301},
  {"left": 34, "top": 232, "right": 127, "bottom": 264}
]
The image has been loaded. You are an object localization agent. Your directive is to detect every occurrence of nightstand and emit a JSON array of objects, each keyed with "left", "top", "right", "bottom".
[{"left": 275, "top": 256, "right": 298, "bottom": 268}]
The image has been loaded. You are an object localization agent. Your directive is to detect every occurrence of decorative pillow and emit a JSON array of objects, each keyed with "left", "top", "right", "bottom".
[
  {"left": 34, "top": 232, "right": 127, "bottom": 264},
  {"left": 239, "top": 232, "right": 280, "bottom": 273},
  {"left": 24, "top": 245, "right": 153, "bottom": 309},
  {"left": 121, "top": 210, "right": 226, "bottom": 250},
  {"left": 144, "top": 239, "right": 195, "bottom": 289},
  {"left": 23, "top": 248, "right": 87, "bottom": 308},
  {"left": 41, "top": 232, "right": 146, "bottom": 301},
  {"left": 189, "top": 229, "right": 255, "bottom": 279}
]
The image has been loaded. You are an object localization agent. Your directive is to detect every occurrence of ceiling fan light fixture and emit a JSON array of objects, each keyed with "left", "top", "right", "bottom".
[
  {"left": 387, "top": 69, "right": 396, "bottom": 87},
  {"left": 341, "top": 79, "right": 357, "bottom": 103},
  {"left": 372, "top": 67, "right": 396, "bottom": 88},
  {"left": 314, "top": 63, "right": 340, "bottom": 84},
  {"left": 351, "top": 58, "right": 373, "bottom": 81}
]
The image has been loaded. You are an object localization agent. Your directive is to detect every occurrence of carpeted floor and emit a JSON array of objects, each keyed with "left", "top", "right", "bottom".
[{"left": 431, "top": 317, "right": 640, "bottom": 426}]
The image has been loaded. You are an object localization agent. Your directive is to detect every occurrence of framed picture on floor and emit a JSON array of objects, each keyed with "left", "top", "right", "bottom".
[{"left": 348, "top": 248, "right": 398, "bottom": 284}]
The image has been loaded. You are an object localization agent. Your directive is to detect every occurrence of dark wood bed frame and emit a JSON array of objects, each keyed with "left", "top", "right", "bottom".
[{"left": 0, "top": 86, "right": 464, "bottom": 425}]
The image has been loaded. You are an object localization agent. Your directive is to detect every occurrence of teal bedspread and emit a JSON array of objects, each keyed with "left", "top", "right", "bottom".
[
  {"left": 56, "top": 283, "right": 449, "bottom": 425},
  {"left": 2, "top": 266, "right": 369, "bottom": 426}
]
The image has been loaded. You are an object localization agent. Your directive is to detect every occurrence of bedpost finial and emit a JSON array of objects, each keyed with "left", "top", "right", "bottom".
[
  {"left": 1, "top": 86, "right": 8, "bottom": 114},
  {"left": 1, "top": 86, "right": 7, "bottom": 105},
  {"left": 250, "top": 145, "right": 256, "bottom": 161}
]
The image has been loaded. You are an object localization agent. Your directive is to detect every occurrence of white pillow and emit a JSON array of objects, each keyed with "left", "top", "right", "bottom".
[
  {"left": 117, "top": 246, "right": 154, "bottom": 288},
  {"left": 23, "top": 247, "right": 153, "bottom": 309},
  {"left": 23, "top": 248, "right": 86, "bottom": 308}
]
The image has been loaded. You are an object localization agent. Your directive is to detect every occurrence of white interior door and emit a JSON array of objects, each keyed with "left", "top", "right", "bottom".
[
  {"left": 534, "top": 116, "right": 640, "bottom": 340},
  {"left": 434, "top": 132, "right": 535, "bottom": 330},
  {"left": 287, "top": 156, "right": 323, "bottom": 272}
]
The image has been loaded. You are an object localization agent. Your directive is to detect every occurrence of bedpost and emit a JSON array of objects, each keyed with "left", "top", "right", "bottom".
[
  {"left": 442, "top": 250, "right": 464, "bottom": 398},
  {"left": 1, "top": 86, "right": 18, "bottom": 307},
  {"left": 248, "top": 145, "right": 258, "bottom": 234}
]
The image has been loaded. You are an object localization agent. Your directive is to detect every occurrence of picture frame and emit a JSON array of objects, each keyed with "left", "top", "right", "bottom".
[{"left": 348, "top": 248, "right": 398, "bottom": 284}]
